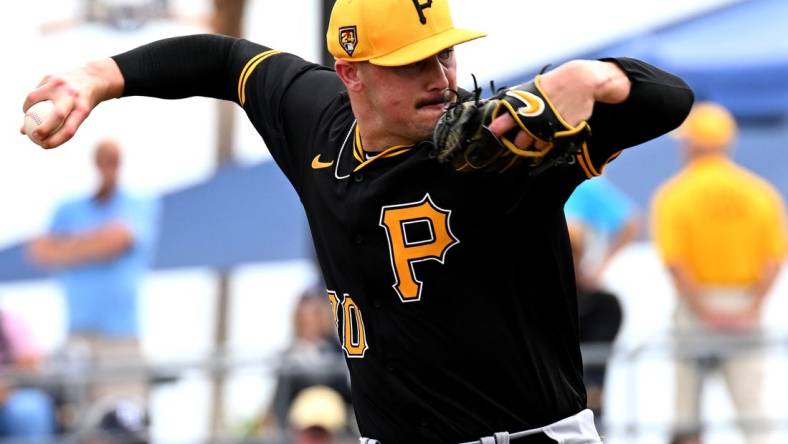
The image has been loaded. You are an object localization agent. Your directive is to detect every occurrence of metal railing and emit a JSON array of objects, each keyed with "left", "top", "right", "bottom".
[
  {"left": 582, "top": 330, "right": 787, "bottom": 443},
  {"left": 0, "top": 348, "right": 354, "bottom": 444},
  {"left": 2, "top": 333, "right": 787, "bottom": 443}
]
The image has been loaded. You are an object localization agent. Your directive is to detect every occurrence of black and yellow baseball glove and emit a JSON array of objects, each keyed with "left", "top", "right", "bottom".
[{"left": 433, "top": 76, "right": 591, "bottom": 174}]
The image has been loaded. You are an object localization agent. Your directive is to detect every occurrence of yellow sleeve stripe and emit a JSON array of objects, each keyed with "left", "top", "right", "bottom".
[
  {"left": 576, "top": 152, "right": 593, "bottom": 178},
  {"left": 600, "top": 151, "right": 622, "bottom": 174},
  {"left": 574, "top": 142, "right": 599, "bottom": 178},
  {"left": 576, "top": 148, "right": 623, "bottom": 178},
  {"left": 580, "top": 141, "right": 601, "bottom": 177},
  {"left": 237, "top": 49, "right": 282, "bottom": 106},
  {"left": 589, "top": 150, "right": 623, "bottom": 176}
]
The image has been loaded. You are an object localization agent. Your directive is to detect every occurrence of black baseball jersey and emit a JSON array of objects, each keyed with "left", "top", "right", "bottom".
[{"left": 113, "top": 35, "right": 693, "bottom": 443}]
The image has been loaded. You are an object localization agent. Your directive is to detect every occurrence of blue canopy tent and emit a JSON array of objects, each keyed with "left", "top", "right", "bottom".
[
  {"left": 591, "top": 0, "right": 788, "bottom": 119},
  {"left": 499, "top": 0, "right": 788, "bottom": 214},
  {"left": 503, "top": 0, "right": 788, "bottom": 120},
  {"left": 0, "top": 160, "right": 313, "bottom": 282}
]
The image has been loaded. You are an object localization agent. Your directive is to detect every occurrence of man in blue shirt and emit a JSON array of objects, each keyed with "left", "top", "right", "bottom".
[
  {"left": 565, "top": 176, "right": 640, "bottom": 282},
  {"left": 565, "top": 178, "right": 636, "bottom": 431},
  {"left": 27, "top": 138, "right": 159, "bottom": 411}
]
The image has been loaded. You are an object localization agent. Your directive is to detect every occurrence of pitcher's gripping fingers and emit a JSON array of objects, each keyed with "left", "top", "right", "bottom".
[
  {"left": 488, "top": 113, "right": 550, "bottom": 152},
  {"left": 22, "top": 58, "right": 124, "bottom": 149}
]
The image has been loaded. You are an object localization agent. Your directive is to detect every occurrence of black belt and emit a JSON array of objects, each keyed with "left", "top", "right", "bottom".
[
  {"left": 361, "top": 429, "right": 560, "bottom": 444},
  {"left": 460, "top": 431, "right": 558, "bottom": 444},
  {"left": 510, "top": 432, "right": 558, "bottom": 443}
]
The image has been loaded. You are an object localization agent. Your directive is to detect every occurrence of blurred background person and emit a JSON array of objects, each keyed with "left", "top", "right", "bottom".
[
  {"left": 39, "top": 0, "right": 210, "bottom": 33},
  {"left": 0, "top": 307, "right": 57, "bottom": 441},
  {"left": 568, "top": 221, "right": 623, "bottom": 432},
  {"left": 651, "top": 102, "right": 787, "bottom": 444},
  {"left": 259, "top": 286, "right": 352, "bottom": 437},
  {"left": 80, "top": 399, "right": 149, "bottom": 444},
  {"left": 565, "top": 175, "right": 641, "bottom": 284},
  {"left": 287, "top": 385, "right": 348, "bottom": 444},
  {"left": 25, "top": 138, "right": 161, "bottom": 431}
]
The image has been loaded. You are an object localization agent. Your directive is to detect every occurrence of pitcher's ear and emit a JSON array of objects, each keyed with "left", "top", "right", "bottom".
[{"left": 335, "top": 60, "right": 363, "bottom": 92}]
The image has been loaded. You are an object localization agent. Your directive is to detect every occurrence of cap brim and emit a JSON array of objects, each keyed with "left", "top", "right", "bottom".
[{"left": 369, "top": 28, "right": 486, "bottom": 67}]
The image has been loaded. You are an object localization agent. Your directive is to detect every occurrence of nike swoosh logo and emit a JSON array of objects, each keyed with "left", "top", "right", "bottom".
[{"left": 311, "top": 154, "right": 334, "bottom": 169}]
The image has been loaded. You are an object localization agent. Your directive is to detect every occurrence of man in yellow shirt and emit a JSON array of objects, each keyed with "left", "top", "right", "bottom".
[{"left": 651, "top": 102, "right": 786, "bottom": 444}]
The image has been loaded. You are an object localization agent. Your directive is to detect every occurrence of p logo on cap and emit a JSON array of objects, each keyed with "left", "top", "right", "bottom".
[{"left": 327, "top": 0, "right": 486, "bottom": 67}]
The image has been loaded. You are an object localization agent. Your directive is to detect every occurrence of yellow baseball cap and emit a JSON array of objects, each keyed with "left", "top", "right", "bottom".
[
  {"left": 327, "top": 0, "right": 486, "bottom": 67},
  {"left": 288, "top": 386, "right": 347, "bottom": 432},
  {"left": 675, "top": 101, "right": 738, "bottom": 150}
]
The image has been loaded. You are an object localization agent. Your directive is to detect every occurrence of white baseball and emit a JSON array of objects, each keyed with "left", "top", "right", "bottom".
[{"left": 23, "top": 100, "right": 59, "bottom": 145}]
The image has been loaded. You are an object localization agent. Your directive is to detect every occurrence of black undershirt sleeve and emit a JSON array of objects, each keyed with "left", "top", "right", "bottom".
[
  {"left": 109, "top": 33, "right": 345, "bottom": 190},
  {"left": 111, "top": 34, "right": 248, "bottom": 103},
  {"left": 585, "top": 57, "right": 695, "bottom": 167}
]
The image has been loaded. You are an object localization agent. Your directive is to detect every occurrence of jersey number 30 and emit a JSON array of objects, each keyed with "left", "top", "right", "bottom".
[{"left": 328, "top": 291, "right": 368, "bottom": 358}]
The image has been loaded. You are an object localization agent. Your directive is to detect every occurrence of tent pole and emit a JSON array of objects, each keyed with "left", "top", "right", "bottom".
[{"left": 209, "top": 0, "right": 247, "bottom": 438}]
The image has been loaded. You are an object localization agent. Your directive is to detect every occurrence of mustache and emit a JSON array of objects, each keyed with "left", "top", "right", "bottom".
[
  {"left": 415, "top": 95, "right": 451, "bottom": 109},
  {"left": 415, "top": 88, "right": 461, "bottom": 109}
]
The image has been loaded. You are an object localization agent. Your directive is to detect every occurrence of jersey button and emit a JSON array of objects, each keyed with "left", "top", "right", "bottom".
[
  {"left": 353, "top": 173, "right": 364, "bottom": 183},
  {"left": 373, "top": 301, "right": 382, "bottom": 309},
  {"left": 353, "top": 234, "right": 363, "bottom": 244}
]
